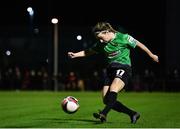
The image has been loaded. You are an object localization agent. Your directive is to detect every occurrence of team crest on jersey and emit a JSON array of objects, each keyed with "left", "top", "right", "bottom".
[
  {"left": 108, "top": 50, "right": 121, "bottom": 58},
  {"left": 110, "top": 42, "right": 119, "bottom": 46}
]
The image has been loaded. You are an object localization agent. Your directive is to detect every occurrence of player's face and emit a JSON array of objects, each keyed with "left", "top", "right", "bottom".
[{"left": 96, "top": 30, "right": 112, "bottom": 43}]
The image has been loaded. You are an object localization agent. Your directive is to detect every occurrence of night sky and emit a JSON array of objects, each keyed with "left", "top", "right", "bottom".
[
  {"left": 2, "top": 0, "right": 179, "bottom": 73},
  {"left": 0, "top": 0, "right": 166, "bottom": 52},
  {"left": 0, "top": 0, "right": 166, "bottom": 27}
]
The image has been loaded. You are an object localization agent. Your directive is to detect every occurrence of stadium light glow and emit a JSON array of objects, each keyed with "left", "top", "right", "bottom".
[
  {"left": 51, "top": 18, "right": 58, "bottom": 24},
  {"left": 27, "top": 7, "right": 34, "bottom": 16},
  {"left": 77, "top": 35, "right": 82, "bottom": 40},
  {"left": 6, "top": 50, "right": 11, "bottom": 56}
]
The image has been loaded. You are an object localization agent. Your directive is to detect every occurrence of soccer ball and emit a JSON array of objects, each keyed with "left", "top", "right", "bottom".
[{"left": 61, "top": 96, "right": 80, "bottom": 114}]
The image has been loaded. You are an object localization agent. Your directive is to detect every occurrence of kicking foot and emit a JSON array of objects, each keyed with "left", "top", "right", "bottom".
[
  {"left": 93, "top": 112, "right": 106, "bottom": 122},
  {"left": 130, "top": 112, "right": 140, "bottom": 124}
]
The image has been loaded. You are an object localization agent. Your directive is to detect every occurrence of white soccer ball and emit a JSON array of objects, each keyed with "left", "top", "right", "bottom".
[{"left": 61, "top": 96, "right": 80, "bottom": 114}]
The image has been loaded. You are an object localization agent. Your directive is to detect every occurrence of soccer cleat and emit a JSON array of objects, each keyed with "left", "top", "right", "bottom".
[
  {"left": 130, "top": 112, "right": 140, "bottom": 124},
  {"left": 93, "top": 112, "right": 107, "bottom": 122}
]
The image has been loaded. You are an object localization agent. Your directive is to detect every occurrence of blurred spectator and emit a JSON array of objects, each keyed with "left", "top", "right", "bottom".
[
  {"left": 171, "top": 68, "right": 180, "bottom": 91},
  {"left": 42, "top": 69, "right": 48, "bottom": 90},
  {"left": 22, "top": 69, "right": 30, "bottom": 90},
  {"left": 14, "top": 66, "right": 22, "bottom": 90},
  {"left": 66, "top": 71, "right": 78, "bottom": 91},
  {"left": 36, "top": 70, "right": 43, "bottom": 90},
  {"left": 6, "top": 68, "right": 14, "bottom": 90},
  {"left": 30, "top": 69, "right": 36, "bottom": 90},
  {"left": 173, "top": 69, "right": 179, "bottom": 79},
  {"left": 132, "top": 74, "right": 141, "bottom": 92},
  {"left": 91, "top": 70, "right": 100, "bottom": 91},
  {"left": 58, "top": 72, "right": 66, "bottom": 91},
  {"left": 166, "top": 68, "right": 180, "bottom": 92},
  {"left": 142, "top": 69, "right": 155, "bottom": 92},
  {"left": 77, "top": 78, "right": 85, "bottom": 91}
]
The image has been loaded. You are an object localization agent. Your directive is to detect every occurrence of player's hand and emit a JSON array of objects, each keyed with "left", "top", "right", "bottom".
[
  {"left": 151, "top": 54, "right": 159, "bottom": 63},
  {"left": 68, "top": 52, "right": 76, "bottom": 58}
]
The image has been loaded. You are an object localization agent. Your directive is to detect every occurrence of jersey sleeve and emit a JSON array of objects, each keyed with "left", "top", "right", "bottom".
[{"left": 126, "top": 34, "right": 138, "bottom": 48}]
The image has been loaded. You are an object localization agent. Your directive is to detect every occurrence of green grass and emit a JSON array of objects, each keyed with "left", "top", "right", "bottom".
[{"left": 0, "top": 91, "right": 180, "bottom": 128}]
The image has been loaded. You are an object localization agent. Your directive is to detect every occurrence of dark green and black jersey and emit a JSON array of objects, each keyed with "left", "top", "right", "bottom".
[{"left": 90, "top": 32, "right": 138, "bottom": 66}]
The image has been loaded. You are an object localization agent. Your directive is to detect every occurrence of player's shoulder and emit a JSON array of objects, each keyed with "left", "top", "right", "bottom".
[
  {"left": 115, "top": 32, "right": 130, "bottom": 42},
  {"left": 116, "top": 31, "right": 129, "bottom": 38}
]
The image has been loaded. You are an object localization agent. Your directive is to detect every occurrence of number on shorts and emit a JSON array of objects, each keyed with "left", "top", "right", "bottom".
[{"left": 116, "top": 69, "right": 125, "bottom": 77}]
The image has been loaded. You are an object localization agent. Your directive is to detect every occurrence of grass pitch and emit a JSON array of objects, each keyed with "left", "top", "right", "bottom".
[{"left": 0, "top": 91, "right": 180, "bottom": 128}]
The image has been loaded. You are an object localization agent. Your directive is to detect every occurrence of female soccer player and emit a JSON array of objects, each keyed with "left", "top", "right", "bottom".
[{"left": 68, "top": 22, "right": 159, "bottom": 123}]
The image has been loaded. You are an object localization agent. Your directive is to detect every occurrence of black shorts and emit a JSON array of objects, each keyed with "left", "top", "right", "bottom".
[{"left": 103, "top": 62, "right": 132, "bottom": 86}]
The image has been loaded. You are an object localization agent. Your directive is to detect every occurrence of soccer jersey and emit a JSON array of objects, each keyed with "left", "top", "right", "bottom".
[{"left": 91, "top": 32, "right": 138, "bottom": 66}]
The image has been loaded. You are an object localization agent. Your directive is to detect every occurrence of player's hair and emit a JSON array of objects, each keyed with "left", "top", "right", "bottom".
[{"left": 92, "top": 22, "right": 117, "bottom": 36}]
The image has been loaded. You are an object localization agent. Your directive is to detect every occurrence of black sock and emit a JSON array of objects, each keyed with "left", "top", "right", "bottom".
[
  {"left": 112, "top": 101, "right": 136, "bottom": 116},
  {"left": 101, "top": 91, "right": 117, "bottom": 116}
]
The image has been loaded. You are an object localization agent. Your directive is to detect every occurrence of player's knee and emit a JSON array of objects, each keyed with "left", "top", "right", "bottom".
[
  {"left": 103, "top": 94, "right": 112, "bottom": 105},
  {"left": 103, "top": 96, "right": 108, "bottom": 105}
]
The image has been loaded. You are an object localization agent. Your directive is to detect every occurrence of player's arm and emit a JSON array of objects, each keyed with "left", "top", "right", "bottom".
[
  {"left": 68, "top": 49, "right": 96, "bottom": 59},
  {"left": 136, "top": 42, "right": 159, "bottom": 63}
]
